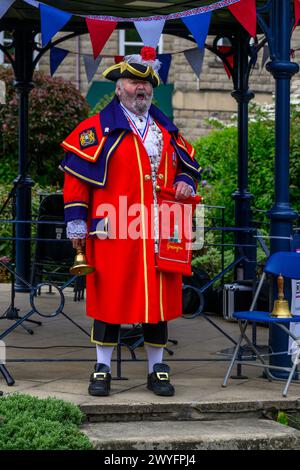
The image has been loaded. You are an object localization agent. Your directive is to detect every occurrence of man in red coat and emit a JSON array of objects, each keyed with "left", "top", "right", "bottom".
[{"left": 61, "top": 47, "right": 202, "bottom": 397}]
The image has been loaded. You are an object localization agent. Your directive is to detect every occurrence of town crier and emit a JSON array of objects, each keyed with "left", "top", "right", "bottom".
[{"left": 60, "top": 46, "right": 202, "bottom": 397}]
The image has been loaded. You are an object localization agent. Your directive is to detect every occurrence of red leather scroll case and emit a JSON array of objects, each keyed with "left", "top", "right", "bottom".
[{"left": 155, "top": 187, "right": 202, "bottom": 276}]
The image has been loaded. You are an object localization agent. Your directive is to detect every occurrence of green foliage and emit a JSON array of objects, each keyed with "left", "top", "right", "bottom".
[
  {"left": 0, "top": 393, "right": 92, "bottom": 450},
  {"left": 89, "top": 92, "right": 115, "bottom": 115},
  {"left": 193, "top": 109, "right": 277, "bottom": 228},
  {"left": 277, "top": 411, "right": 289, "bottom": 426},
  {"left": 195, "top": 99, "right": 300, "bottom": 223},
  {"left": 191, "top": 99, "right": 300, "bottom": 278},
  {"left": 0, "top": 67, "right": 90, "bottom": 186},
  {"left": 0, "top": 182, "right": 60, "bottom": 277}
]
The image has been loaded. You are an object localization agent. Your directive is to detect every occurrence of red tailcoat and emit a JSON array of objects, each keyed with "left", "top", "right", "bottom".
[{"left": 61, "top": 97, "right": 202, "bottom": 324}]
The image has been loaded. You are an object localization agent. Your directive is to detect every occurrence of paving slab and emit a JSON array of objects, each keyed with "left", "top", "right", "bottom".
[
  {"left": 1, "top": 283, "right": 300, "bottom": 416},
  {"left": 81, "top": 418, "right": 300, "bottom": 450}
]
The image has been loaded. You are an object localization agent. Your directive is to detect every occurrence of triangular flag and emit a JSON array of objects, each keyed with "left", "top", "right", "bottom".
[
  {"left": 182, "top": 11, "right": 212, "bottom": 50},
  {"left": 114, "top": 55, "right": 124, "bottom": 64},
  {"left": 294, "top": 0, "right": 300, "bottom": 30},
  {"left": 218, "top": 46, "right": 234, "bottom": 78},
  {"left": 0, "top": 0, "right": 15, "bottom": 20},
  {"left": 157, "top": 54, "right": 172, "bottom": 84},
  {"left": 23, "top": 0, "right": 39, "bottom": 6},
  {"left": 260, "top": 45, "right": 270, "bottom": 72},
  {"left": 228, "top": 0, "right": 256, "bottom": 38},
  {"left": 224, "top": 56, "right": 234, "bottom": 79},
  {"left": 134, "top": 19, "right": 165, "bottom": 49},
  {"left": 40, "top": 4, "right": 72, "bottom": 47},
  {"left": 83, "top": 54, "right": 102, "bottom": 83},
  {"left": 184, "top": 48, "right": 205, "bottom": 78},
  {"left": 86, "top": 19, "right": 117, "bottom": 59},
  {"left": 50, "top": 47, "right": 69, "bottom": 76}
]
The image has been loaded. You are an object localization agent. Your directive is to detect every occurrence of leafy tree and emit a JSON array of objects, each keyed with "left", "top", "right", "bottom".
[
  {"left": 192, "top": 99, "right": 300, "bottom": 279},
  {"left": 0, "top": 67, "right": 90, "bottom": 186},
  {"left": 194, "top": 99, "right": 300, "bottom": 222}
]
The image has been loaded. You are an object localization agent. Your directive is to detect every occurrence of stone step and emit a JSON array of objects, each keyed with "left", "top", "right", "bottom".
[
  {"left": 80, "top": 399, "right": 300, "bottom": 423},
  {"left": 81, "top": 418, "right": 300, "bottom": 450}
]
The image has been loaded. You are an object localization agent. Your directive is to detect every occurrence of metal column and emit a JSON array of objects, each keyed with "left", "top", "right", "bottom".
[
  {"left": 266, "top": 0, "right": 299, "bottom": 377},
  {"left": 13, "top": 27, "right": 35, "bottom": 291},
  {"left": 231, "top": 29, "right": 256, "bottom": 280}
]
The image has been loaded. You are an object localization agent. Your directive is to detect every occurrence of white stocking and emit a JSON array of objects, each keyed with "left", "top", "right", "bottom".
[{"left": 145, "top": 345, "right": 164, "bottom": 373}]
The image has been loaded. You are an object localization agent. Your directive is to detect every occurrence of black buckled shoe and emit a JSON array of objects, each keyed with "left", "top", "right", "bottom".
[
  {"left": 88, "top": 363, "right": 111, "bottom": 397},
  {"left": 147, "top": 363, "right": 175, "bottom": 396}
]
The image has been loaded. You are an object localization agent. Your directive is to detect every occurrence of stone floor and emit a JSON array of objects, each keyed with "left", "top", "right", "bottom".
[{"left": 0, "top": 283, "right": 300, "bottom": 407}]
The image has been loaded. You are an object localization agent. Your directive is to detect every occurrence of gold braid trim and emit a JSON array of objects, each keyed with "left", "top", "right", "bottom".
[{"left": 103, "top": 62, "right": 160, "bottom": 86}]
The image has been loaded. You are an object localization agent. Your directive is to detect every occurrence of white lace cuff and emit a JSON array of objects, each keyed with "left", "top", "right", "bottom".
[{"left": 67, "top": 219, "right": 87, "bottom": 239}]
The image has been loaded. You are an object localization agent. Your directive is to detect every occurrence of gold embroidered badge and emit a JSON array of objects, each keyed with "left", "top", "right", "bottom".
[{"left": 79, "top": 127, "right": 98, "bottom": 149}]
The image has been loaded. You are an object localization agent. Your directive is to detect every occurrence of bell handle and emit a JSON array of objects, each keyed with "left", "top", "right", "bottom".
[{"left": 277, "top": 274, "right": 284, "bottom": 300}]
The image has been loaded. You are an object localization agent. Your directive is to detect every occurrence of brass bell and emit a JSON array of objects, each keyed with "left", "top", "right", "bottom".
[
  {"left": 70, "top": 248, "right": 95, "bottom": 276},
  {"left": 270, "top": 274, "right": 292, "bottom": 318}
]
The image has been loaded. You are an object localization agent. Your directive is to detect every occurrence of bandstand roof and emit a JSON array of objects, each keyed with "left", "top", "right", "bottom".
[{"left": 0, "top": 0, "right": 277, "bottom": 37}]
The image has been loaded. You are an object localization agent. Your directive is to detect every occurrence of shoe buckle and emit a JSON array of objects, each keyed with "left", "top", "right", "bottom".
[
  {"left": 156, "top": 372, "right": 169, "bottom": 381},
  {"left": 94, "top": 372, "right": 107, "bottom": 380}
]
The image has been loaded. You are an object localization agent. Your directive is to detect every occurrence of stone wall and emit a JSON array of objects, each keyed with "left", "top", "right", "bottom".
[
  {"left": 38, "top": 28, "right": 300, "bottom": 141},
  {"left": 38, "top": 31, "right": 119, "bottom": 95}
]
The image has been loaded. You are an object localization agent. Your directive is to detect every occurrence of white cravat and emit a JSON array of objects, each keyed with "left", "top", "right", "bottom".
[
  {"left": 121, "top": 103, "right": 163, "bottom": 252},
  {"left": 120, "top": 103, "right": 162, "bottom": 159}
]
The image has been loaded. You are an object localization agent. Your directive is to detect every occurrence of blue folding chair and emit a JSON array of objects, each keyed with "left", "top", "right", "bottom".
[{"left": 222, "top": 251, "right": 300, "bottom": 397}]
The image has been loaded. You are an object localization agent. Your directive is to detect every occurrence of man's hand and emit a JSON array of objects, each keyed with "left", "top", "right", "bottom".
[
  {"left": 71, "top": 238, "right": 86, "bottom": 250},
  {"left": 174, "top": 182, "right": 193, "bottom": 200}
]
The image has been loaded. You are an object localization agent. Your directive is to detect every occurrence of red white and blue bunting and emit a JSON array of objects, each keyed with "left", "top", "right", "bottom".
[
  {"left": 184, "top": 48, "right": 206, "bottom": 78},
  {"left": 228, "top": 0, "right": 256, "bottom": 38},
  {"left": 22, "top": 0, "right": 241, "bottom": 22},
  {"left": 0, "top": 0, "right": 15, "bottom": 20},
  {"left": 3, "top": 0, "right": 287, "bottom": 85},
  {"left": 18, "top": 0, "right": 254, "bottom": 54},
  {"left": 294, "top": 0, "right": 300, "bottom": 29},
  {"left": 83, "top": 55, "right": 103, "bottom": 84},
  {"left": 134, "top": 19, "right": 165, "bottom": 49}
]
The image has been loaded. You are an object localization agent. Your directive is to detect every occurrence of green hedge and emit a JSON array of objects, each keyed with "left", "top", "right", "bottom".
[
  {"left": 0, "top": 182, "right": 59, "bottom": 276},
  {"left": 191, "top": 101, "right": 300, "bottom": 279},
  {"left": 193, "top": 101, "right": 300, "bottom": 225},
  {"left": 0, "top": 394, "right": 92, "bottom": 450}
]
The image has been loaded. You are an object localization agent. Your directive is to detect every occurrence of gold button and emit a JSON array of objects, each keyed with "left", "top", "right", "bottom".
[
  {"left": 156, "top": 185, "right": 161, "bottom": 192},
  {"left": 158, "top": 173, "right": 164, "bottom": 180},
  {"left": 144, "top": 174, "right": 151, "bottom": 181}
]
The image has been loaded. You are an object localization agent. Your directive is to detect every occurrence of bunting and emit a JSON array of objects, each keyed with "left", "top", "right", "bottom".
[
  {"left": 23, "top": 0, "right": 241, "bottom": 22},
  {"left": 294, "top": 0, "right": 300, "bottom": 30},
  {"left": 0, "top": 0, "right": 15, "bottom": 20},
  {"left": 1, "top": 0, "right": 247, "bottom": 85},
  {"left": 50, "top": 47, "right": 69, "bottom": 76},
  {"left": 218, "top": 46, "right": 234, "bottom": 78},
  {"left": 184, "top": 48, "right": 205, "bottom": 78},
  {"left": 182, "top": 11, "right": 212, "bottom": 50},
  {"left": 114, "top": 56, "right": 124, "bottom": 64},
  {"left": 83, "top": 54, "right": 102, "bottom": 83},
  {"left": 157, "top": 54, "right": 172, "bottom": 84},
  {"left": 134, "top": 19, "right": 165, "bottom": 49},
  {"left": 86, "top": 18, "right": 117, "bottom": 59},
  {"left": 40, "top": 3, "right": 72, "bottom": 47},
  {"left": 228, "top": 0, "right": 256, "bottom": 38}
]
